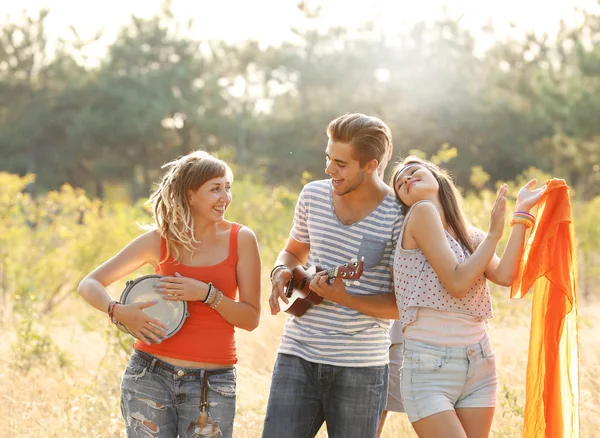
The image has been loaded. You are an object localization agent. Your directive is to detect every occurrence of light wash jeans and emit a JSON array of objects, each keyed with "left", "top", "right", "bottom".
[
  {"left": 262, "top": 353, "right": 388, "bottom": 438},
  {"left": 120, "top": 350, "right": 236, "bottom": 438}
]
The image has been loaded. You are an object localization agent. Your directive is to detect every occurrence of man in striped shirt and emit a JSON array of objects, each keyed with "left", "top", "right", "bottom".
[{"left": 262, "top": 113, "right": 402, "bottom": 438}]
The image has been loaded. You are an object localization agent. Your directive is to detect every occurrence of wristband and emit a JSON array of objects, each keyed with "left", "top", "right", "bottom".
[
  {"left": 270, "top": 264, "right": 292, "bottom": 284},
  {"left": 210, "top": 289, "right": 224, "bottom": 309},
  {"left": 203, "top": 283, "right": 213, "bottom": 303},
  {"left": 107, "top": 300, "right": 120, "bottom": 324},
  {"left": 510, "top": 215, "right": 535, "bottom": 229}
]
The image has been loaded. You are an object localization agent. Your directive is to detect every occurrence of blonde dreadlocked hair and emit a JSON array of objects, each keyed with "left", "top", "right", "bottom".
[{"left": 148, "top": 151, "right": 232, "bottom": 264}]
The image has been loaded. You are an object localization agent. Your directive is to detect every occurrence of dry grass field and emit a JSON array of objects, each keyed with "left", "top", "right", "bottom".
[{"left": 1, "top": 287, "right": 597, "bottom": 438}]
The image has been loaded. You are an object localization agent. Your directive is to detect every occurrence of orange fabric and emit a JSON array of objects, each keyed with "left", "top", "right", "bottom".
[
  {"left": 134, "top": 223, "right": 242, "bottom": 364},
  {"left": 510, "top": 179, "right": 579, "bottom": 438}
]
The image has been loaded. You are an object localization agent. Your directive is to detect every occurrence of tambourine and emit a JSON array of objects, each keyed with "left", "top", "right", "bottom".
[{"left": 115, "top": 274, "right": 189, "bottom": 340}]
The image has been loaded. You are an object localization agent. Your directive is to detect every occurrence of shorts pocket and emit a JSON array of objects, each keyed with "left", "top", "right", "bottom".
[
  {"left": 412, "top": 351, "right": 445, "bottom": 373},
  {"left": 358, "top": 237, "right": 388, "bottom": 269}
]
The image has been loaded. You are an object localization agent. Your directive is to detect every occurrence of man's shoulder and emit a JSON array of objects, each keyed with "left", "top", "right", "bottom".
[
  {"left": 301, "top": 179, "right": 331, "bottom": 197},
  {"left": 303, "top": 179, "right": 330, "bottom": 190},
  {"left": 379, "top": 192, "right": 403, "bottom": 217}
]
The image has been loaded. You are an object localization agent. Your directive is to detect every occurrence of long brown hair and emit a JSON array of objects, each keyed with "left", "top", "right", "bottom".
[
  {"left": 389, "top": 156, "right": 474, "bottom": 254},
  {"left": 148, "top": 150, "right": 232, "bottom": 263}
]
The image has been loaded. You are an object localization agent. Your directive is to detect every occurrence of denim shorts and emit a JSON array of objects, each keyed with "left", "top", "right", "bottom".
[
  {"left": 120, "top": 350, "right": 236, "bottom": 438},
  {"left": 385, "top": 342, "right": 405, "bottom": 413},
  {"left": 401, "top": 334, "right": 498, "bottom": 423}
]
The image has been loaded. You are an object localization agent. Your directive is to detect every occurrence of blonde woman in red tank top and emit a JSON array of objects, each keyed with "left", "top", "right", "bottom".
[{"left": 78, "top": 151, "right": 261, "bottom": 438}]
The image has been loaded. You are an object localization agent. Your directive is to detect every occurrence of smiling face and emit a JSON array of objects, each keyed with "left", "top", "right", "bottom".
[
  {"left": 188, "top": 175, "right": 232, "bottom": 222},
  {"left": 389, "top": 157, "right": 476, "bottom": 253},
  {"left": 393, "top": 163, "right": 440, "bottom": 207},
  {"left": 325, "top": 140, "right": 369, "bottom": 196}
]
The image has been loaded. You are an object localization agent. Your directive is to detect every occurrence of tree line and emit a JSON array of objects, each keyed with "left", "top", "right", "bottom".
[{"left": 1, "top": 2, "right": 599, "bottom": 199}]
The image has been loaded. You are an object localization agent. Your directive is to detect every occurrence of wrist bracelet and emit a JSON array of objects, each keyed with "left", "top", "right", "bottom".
[
  {"left": 207, "top": 289, "right": 217, "bottom": 307},
  {"left": 210, "top": 289, "right": 224, "bottom": 309},
  {"left": 107, "top": 300, "right": 119, "bottom": 324},
  {"left": 203, "top": 283, "right": 213, "bottom": 303},
  {"left": 205, "top": 288, "right": 215, "bottom": 306},
  {"left": 270, "top": 264, "right": 292, "bottom": 284},
  {"left": 514, "top": 210, "right": 535, "bottom": 219},
  {"left": 510, "top": 216, "right": 534, "bottom": 229}
]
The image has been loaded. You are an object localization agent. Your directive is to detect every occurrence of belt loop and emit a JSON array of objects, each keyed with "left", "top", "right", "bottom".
[{"left": 149, "top": 358, "right": 157, "bottom": 372}]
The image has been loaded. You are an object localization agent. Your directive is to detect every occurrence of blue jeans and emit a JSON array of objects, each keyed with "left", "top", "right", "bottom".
[
  {"left": 262, "top": 353, "right": 388, "bottom": 438},
  {"left": 120, "top": 350, "right": 236, "bottom": 438}
]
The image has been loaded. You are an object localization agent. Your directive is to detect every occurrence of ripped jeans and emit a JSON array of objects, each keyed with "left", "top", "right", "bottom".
[{"left": 120, "top": 350, "right": 236, "bottom": 438}]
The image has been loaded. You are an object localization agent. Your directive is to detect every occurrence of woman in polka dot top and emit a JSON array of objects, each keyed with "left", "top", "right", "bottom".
[{"left": 389, "top": 156, "right": 546, "bottom": 438}]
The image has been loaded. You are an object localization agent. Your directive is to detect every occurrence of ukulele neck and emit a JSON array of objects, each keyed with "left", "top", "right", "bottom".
[{"left": 325, "top": 267, "right": 338, "bottom": 279}]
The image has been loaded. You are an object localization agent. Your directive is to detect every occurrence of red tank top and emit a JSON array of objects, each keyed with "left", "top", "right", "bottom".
[{"left": 134, "top": 223, "right": 242, "bottom": 364}]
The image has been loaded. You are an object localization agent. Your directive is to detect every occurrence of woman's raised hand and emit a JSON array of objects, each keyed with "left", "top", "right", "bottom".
[
  {"left": 488, "top": 184, "right": 508, "bottom": 241},
  {"left": 515, "top": 179, "right": 547, "bottom": 213}
]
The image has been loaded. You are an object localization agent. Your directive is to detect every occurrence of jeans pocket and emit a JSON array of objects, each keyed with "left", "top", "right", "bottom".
[
  {"left": 207, "top": 371, "right": 237, "bottom": 398},
  {"left": 358, "top": 236, "right": 388, "bottom": 269},
  {"left": 123, "top": 363, "right": 148, "bottom": 380}
]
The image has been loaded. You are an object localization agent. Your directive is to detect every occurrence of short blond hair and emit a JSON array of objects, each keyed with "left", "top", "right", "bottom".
[{"left": 326, "top": 113, "right": 392, "bottom": 166}]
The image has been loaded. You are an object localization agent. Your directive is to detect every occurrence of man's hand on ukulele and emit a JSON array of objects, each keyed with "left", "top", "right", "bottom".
[
  {"left": 311, "top": 272, "right": 346, "bottom": 304},
  {"left": 269, "top": 266, "right": 293, "bottom": 315}
]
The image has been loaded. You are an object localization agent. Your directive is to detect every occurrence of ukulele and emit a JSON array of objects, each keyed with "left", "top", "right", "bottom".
[{"left": 279, "top": 259, "right": 365, "bottom": 317}]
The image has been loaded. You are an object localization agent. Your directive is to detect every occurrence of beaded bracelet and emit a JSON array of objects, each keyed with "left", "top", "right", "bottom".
[
  {"left": 107, "top": 300, "right": 120, "bottom": 324},
  {"left": 205, "top": 290, "right": 216, "bottom": 307},
  {"left": 510, "top": 217, "right": 534, "bottom": 228},
  {"left": 510, "top": 212, "right": 535, "bottom": 229},
  {"left": 210, "top": 289, "right": 224, "bottom": 309},
  {"left": 513, "top": 212, "right": 535, "bottom": 222},
  {"left": 207, "top": 285, "right": 220, "bottom": 306},
  {"left": 207, "top": 292, "right": 216, "bottom": 307}
]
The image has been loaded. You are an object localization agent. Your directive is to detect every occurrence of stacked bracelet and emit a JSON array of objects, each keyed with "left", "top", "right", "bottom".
[
  {"left": 107, "top": 300, "right": 119, "bottom": 324},
  {"left": 203, "top": 283, "right": 214, "bottom": 303},
  {"left": 203, "top": 283, "right": 224, "bottom": 309},
  {"left": 270, "top": 264, "right": 292, "bottom": 284},
  {"left": 510, "top": 211, "right": 535, "bottom": 229},
  {"left": 210, "top": 289, "right": 224, "bottom": 309}
]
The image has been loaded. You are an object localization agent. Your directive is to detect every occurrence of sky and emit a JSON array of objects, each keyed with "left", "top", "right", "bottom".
[{"left": 4, "top": 0, "right": 600, "bottom": 57}]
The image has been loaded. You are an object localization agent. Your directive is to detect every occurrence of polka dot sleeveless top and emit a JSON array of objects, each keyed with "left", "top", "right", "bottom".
[{"left": 394, "top": 201, "right": 493, "bottom": 332}]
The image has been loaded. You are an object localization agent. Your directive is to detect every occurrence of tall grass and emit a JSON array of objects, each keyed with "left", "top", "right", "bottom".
[
  {"left": 1, "top": 170, "right": 598, "bottom": 437},
  {"left": 1, "top": 295, "right": 598, "bottom": 437}
]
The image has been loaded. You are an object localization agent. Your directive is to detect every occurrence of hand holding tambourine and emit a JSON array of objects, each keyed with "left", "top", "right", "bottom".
[
  {"left": 113, "top": 300, "right": 167, "bottom": 345},
  {"left": 114, "top": 275, "right": 189, "bottom": 344}
]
